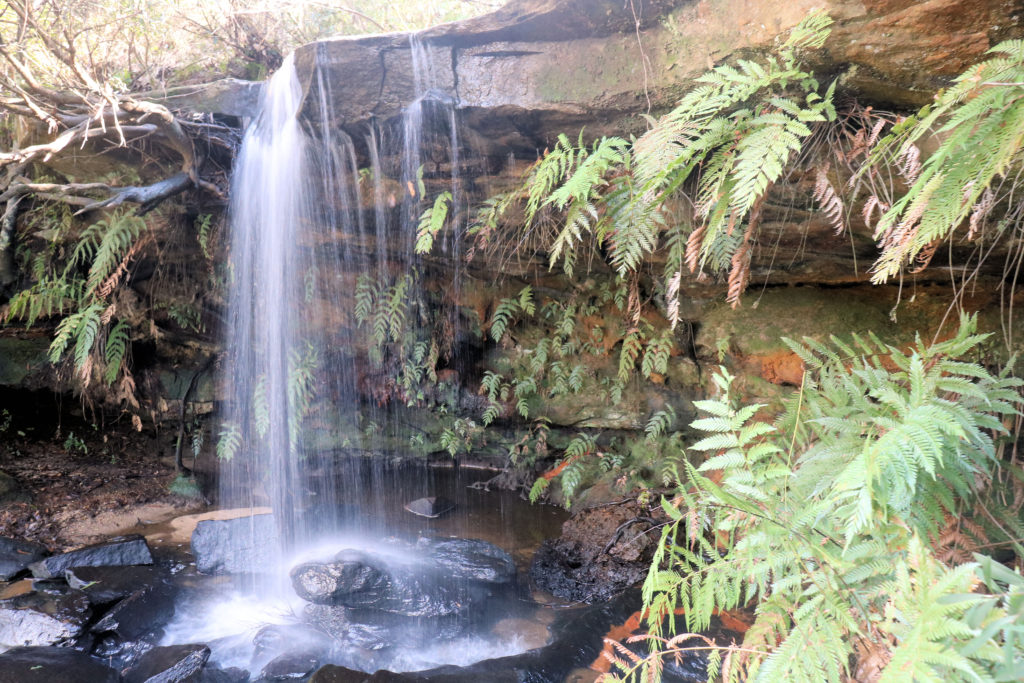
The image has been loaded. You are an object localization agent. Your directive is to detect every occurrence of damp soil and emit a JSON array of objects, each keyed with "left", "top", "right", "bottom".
[{"left": 0, "top": 397, "right": 203, "bottom": 550}]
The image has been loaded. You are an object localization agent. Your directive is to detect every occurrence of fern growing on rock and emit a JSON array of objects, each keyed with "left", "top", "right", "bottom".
[
  {"left": 604, "top": 315, "right": 1024, "bottom": 683},
  {"left": 860, "top": 40, "right": 1024, "bottom": 281},
  {"left": 444, "top": 11, "right": 836, "bottom": 315},
  {"left": 5, "top": 210, "right": 146, "bottom": 393}
]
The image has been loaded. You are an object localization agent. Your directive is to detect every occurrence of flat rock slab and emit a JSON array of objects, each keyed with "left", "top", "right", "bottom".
[
  {"left": 190, "top": 513, "right": 279, "bottom": 575},
  {"left": 65, "top": 565, "right": 168, "bottom": 605},
  {"left": 0, "top": 646, "right": 119, "bottom": 683},
  {"left": 123, "top": 643, "right": 211, "bottom": 683},
  {"left": 404, "top": 497, "right": 455, "bottom": 519},
  {"left": 0, "top": 591, "right": 91, "bottom": 648},
  {"left": 29, "top": 534, "right": 153, "bottom": 579},
  {"left": 0, "top": 537, "right": 48, "bottom": 581}
]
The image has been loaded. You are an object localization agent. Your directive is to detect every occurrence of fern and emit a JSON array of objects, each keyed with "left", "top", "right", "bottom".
[
  {"left": 861, "top": 39, "right": 1024, "bottom": 281},
  {"left": 102, "top": 320, "right": 130, "bottom": 385},
  {"left": 83, "top": 213, "right": 144, "bottom": 298},
  {"left": 612, "top": 315, "right": 1024, "bottom": 683},
  {"left": 469, "top": 10, "right": 835, "bottom": 311},
  {"left": 414, "top": 191, "right": 452, "bottom": 254},
  {"left": 216, "top": 421, "right": 242, "bottom": 461}
]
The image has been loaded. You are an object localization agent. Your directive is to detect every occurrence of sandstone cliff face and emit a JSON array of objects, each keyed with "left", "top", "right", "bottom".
[
  {"left": 293, "top": 0, "right": 1021, "bottom": 150},
  {"left": 3, "top": 0, "right": 1023, "bottom": 470}
]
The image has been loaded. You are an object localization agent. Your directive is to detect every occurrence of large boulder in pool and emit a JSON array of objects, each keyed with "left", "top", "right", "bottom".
[
  {"left": 190, "top": 513, "right": 279, "bottom": 575},
  {"left": 418, "top": 538, "right": 515, "bottom": 584},
  {"left": 303, "top": 604, "right": 466, "bottom": 651},
  {"left": 291, "top": 549, "right": 390, "bottom": 605},
  {"left": 290, "top": 548, "right": 488, "bottom": 618}
]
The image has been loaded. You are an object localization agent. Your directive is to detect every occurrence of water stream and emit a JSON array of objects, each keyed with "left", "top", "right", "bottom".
[{"left": 162, "top": 37, "right": 545, "bottom": 676}]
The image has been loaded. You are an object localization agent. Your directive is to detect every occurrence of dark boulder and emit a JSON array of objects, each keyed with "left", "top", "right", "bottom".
[
  {"left": 65, "top": 565, "right": 169, "bottom": 605},
  {"left": 294, "top": 558, "right": 485, "bottom": 618},
  {"left": 303, "top": 604, "right": 464, "bottom": 651},
  {"left": 419, "top": 538, "right": 515, "bottom": 584},
  {"left": 29, "top": 577, "right": 69, "bottom": 595},
  {"left": 194, "top": 666, "right": 250, "bottom": 683},
  {"left": 403, "top": 497, "right": 455, "bottom": 519},
  {"left": 29, "top": 534, "right": 153, "bottom": 579},
  {"left": 0, "top": 646, "right": 119, "bottom": 683},
  {"left": 91, "top": 584, "right": 176, "bottom": 640},
  {"left": 191, "top": 513, "right": 279, "bottom": 575},
  {"left": 123, "top": 643, "right": 211, "bottom": 683},
  {"left": 530, "top": 501, "right": 661, "bottom": 603},
  {"left": 92, "top": 632, "right": 159, "bottom": 671},
  {"left": 0, "top": 536, "right": 48, "bottom": 580},
  {"left": 260, "top": 653, "right": 320, "bottom": 681},
  {"left": 290, "top": 549, "right": 390, "bottom": 605},
  {"left": 0, "top": 590, "right": 91, "bottom": 647}
]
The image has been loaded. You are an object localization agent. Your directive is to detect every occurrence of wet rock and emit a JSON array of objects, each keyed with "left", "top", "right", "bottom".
[
  {"left": 0, "top": 470, "right": 29, "bottom": 505},
  {"left": 0, "top": 590, "right": 91, "bottom": 647},
  {"left": 29, "top": 534, "right": 153, "bottom": 579},
  {"left": 419, "top": 538, "right": 515, "bottom": 584},
  {"left": 123, "top": 643, "right": 210, "bottom": 683},
  {"left": 304, "top": 604, "right": 464, "bottom": 651},
  {"left": 0, "top": 536, "right": 47, "bottom": 580},
  {"left": 404, "top": 496, "right": 455, "bottom": 519},
  {"left": 253, "top": 623, "right": 335, "bottom": 659},
  {"left": 65, "top": 565, "right": 169, "bottom": 605},
  {"left": 91, "top": 584, "right": 176, "bottom": 640},
  {"left": 290, "top": 550, "right": 390, "bottom": 605},
  {"left": 260, "top": 653, "right": 320, "bottom": 681},
  {"left": 191, "top": 513, "right": 279, "bottom": 575},
  {"left": 194, "top": 666, "right": 250, "bottom": 683},
  {"left": 0, "top": 646, "right": 119, "bottom": 682},
  {"left": 92, "top": 633, "right": 158, "bottom": 671},
  {"left": 530, "top": 501, "right": 661, "bottom": 603},
  {"left": 29, "top": 577, "right": 69, "bottom": 595},
  {"left": 297, "top": 557, "right": 485, "bottom": 618}
]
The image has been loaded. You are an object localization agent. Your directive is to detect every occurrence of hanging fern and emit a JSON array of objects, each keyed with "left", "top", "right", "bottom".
[
  {"left": 860, "top": 39, "right": 1024, "bottom": 281},
  {"left": 216, "top": 421, "right": 243, "bottom": 461},
  {"left": 414, "top": 191, "right": 452, "bottom": 254},
  {"left": 102, "top": 320, "right": 131, "bottom": 385},
  {"left": 467, "top": 11, "right": 835, "bottom": 310}
]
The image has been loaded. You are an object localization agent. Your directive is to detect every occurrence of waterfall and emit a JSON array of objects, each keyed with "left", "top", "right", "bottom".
[
  {"left": 163, "top": 35, "right": 542, "bottom": 676},
  {"left": 220, "top": 53, "right": 312, "bottom": 552},
  {"left": 216, "top": 36, "right": 470, "bottom": 572}
]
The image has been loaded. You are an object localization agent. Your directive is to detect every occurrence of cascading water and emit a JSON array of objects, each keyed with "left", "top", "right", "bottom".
[{"left": 159, "top": 38, "right": 561, "bottom": 677}]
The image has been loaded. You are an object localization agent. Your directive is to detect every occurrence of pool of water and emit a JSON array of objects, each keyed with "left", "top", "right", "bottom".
[{"left": 151, "top": 461, "right": 569, "bottom": 676}]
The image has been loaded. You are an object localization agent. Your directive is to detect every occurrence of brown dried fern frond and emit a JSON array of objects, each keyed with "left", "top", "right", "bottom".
[
  {"left": 813, "top": 163, "right": 845, "bottom": 235},
  {"left": 896, "top": 142, "right": 922, "bottom": 184},
  {"left": 867, "top": 116, "right": 888, "bottom": 148},
  {"left": 96, "top": 234, "right": 147, "bottom": 299},
  {"left": 684, "top": 224, "right": 705, "bottom": 273},
  {"left": 726, "top": 241, "right": 751, "bottom": 309},
  {"left": 666, "top": 269, "right": 682, "bottom": 330},
  {"left": 968, "top": 187, "right": 996, "bottom": 240},
  {"left": 909, "top": 239, "right": 940, "bottom": 273},
  {"left": 862, "top": 195, "right": 887, "bottom": 232}
]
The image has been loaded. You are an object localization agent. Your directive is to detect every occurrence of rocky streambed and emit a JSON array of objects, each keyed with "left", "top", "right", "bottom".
[{"left": 0, "top": 466, "right": 742, "bottom": 682}]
